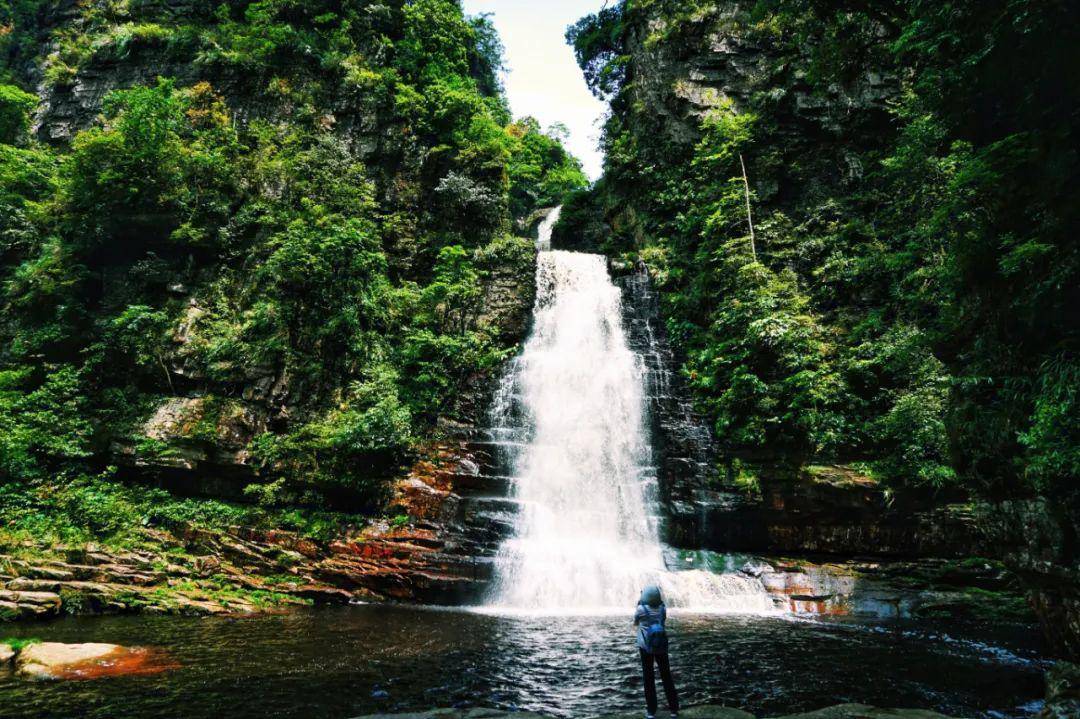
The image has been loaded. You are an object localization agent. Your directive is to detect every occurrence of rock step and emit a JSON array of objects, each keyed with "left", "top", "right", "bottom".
[
  {"left": 0, "top": 588, "right": 62, "bottom": 619},
  {"left": 447, "top": 427, "right": 529, "bottom": 443},
  {"left": 444, "top": 472, "right": 515, "bottom": 496},
  {"left": 456, "top": 495, "right": 522, "bottom": 516}
]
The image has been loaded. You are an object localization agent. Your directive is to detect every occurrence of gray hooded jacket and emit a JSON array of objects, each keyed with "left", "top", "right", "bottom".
[{"left": 634, "top": 585, "right": 669, "bottom": 654}]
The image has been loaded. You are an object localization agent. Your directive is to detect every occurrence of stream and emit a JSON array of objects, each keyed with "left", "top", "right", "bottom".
[{"left": 0, "top": 605, "right": 1047, "bottom": 719}]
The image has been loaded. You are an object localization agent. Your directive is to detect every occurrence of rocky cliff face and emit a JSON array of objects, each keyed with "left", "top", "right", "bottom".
[
  {"left": 608, "top": 1, "right": 898, "bottom": 243},
  {"left": 20, "top": 1, "right": 392, "bottom": 156},
  {"left": 983, "top": 499, "right": 1080, "bottom": 659},
  {"left": 623, "top": 5, "right": 896, "bottom": 147},
  {"left": 618, "top": 268, "right": 725, "bottom": 538},
  {"left": 618, "top": 268, "right": 986, "bottom": 561}
]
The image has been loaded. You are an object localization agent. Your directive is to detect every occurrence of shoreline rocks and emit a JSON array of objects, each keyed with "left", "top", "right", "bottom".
[{"left": 0, "top": 589, "right": 63, "bottom": 620}]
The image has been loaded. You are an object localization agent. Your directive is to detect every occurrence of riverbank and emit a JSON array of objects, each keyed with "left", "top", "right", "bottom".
[
  {"left": 0, "top": 519, "right": 1033, "bottom": 624},
  {"left": 0, "top": 512, "right": 473, "bottom": 620}
]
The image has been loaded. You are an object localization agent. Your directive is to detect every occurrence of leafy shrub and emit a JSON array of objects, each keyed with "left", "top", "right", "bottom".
[{"left": 0, "top": 83, "right": 36, "bottom": 143}]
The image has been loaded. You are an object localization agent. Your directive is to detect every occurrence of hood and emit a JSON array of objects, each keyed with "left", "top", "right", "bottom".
[{"left": 640, "top": 585, "right": 663, "bottom": 608}]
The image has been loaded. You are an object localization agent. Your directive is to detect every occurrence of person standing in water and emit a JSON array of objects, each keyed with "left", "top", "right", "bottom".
[{"left": 634, "top": 585, "right": 679, "bottom": 719}]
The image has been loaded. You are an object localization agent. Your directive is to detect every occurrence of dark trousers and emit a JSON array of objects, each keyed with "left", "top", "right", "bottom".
[{"left": 639, "top": 649, "right": 679, "bottom": 716}]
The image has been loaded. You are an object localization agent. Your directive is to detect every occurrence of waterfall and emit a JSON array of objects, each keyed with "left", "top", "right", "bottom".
[
  {"left": 535, "top": 206, "right": 561, "bottom": 251},
  {"left": 484, "top": 212, "right": 774, "bottom": 614}
]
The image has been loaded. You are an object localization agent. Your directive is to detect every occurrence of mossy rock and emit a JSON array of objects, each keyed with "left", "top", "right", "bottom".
[{"left": 773, "top": 705, "right": 956, "bottom": 719}]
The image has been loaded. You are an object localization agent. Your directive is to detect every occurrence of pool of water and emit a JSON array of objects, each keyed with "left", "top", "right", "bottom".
[{"left": 0, "top": 605, "right": 1049, "bottom": 719}]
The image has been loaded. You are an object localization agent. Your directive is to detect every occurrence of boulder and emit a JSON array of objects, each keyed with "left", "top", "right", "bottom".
[
  {"left": 14, "top": 642, "right": 176, "bottom": 680},
  {"left": 0, "top": 643, "right": 13, "bottom": 666},
  {"left": 16, "top": 642, "right": 123, "bottom": 679}
]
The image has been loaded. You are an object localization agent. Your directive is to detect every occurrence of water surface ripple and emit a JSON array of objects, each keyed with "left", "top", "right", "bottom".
[{"left": 0, "top": 606, "right": 1047, "bottom": 719}]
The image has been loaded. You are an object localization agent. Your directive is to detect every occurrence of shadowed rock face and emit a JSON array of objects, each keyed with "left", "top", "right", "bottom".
[
  {"left": 617, "top": 268, "right": 737, "bottom": 545},
  {"left": 982, "top": 499, "right": 1080, "bottom": 659}
]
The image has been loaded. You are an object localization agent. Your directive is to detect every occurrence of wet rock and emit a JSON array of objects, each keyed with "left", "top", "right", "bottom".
[
  {"left": 15, "top": 642, "right": 177, "bottom": 680},
  {"left": 745, "top": 555, "right": 1032, "bottom": 621},
  {"left": 19, "top": 565, "right": 75, "bottom": 581},
  {"left": 618, "top": 270, "right": 731, "bottom": 547},
  {"left": 681, "top": 709, "right": 756, "bottom": 719},
  {"left": 1041, "top": 661, "right": 1080, "bottom": 719},
  {"left": 16, "top": 642, "right": 120, "bottom": 679},
  {"left": 775, "top": 705, "right": 956, "bottom": 719},
  {"left": 609, "top": 708, "right": 754, "bottom": 719},
  {"left": 0, "top": 643, "right": 13, "bottom": 666},
  {"left": 348, "top": 711, "right": 546, "bottom": 719}
]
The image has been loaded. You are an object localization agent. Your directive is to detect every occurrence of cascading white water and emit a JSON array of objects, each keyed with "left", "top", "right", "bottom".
[
  {"left": 485, "top": 213, "right": 775, "bottom": 614},
  {"left": 535, "top": 206, "right": 561, "bottom": 251}
]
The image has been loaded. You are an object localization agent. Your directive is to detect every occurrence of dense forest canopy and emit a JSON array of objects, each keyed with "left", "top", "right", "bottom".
[
  {"left": 0, "top": 0, "right": 586, "bottom": 538},
  {"left": 561, "top": 0, "right": 1079, "bottom": 507}
]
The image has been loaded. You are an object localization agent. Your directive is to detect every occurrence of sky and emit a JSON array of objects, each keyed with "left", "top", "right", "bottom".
[{"left": 461, "top": 0, "right": 609, "bottom": 180}]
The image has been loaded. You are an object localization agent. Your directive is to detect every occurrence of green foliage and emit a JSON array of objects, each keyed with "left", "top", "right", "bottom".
[
  {"left": 0, "top": 365, "right": 92, "bottom": 483},
  {"left": 506, "top": 118, "right": 588, "bottom": 218},
  {"left": 0, "top": 637, "right": 40, "bottom": 652},
  {"left": 64, "top": 79, "right": 240, "bottom": 251},
  {"left": 566, "top": 5, "right": 629, "bottom": 100},
  {"left": 0, "top": 0, "right": 583, "bottom": 534},
  {"left": 552, "top": 186, "right": 612, "bottom": 253},
  {"left": 0, "top": 471, "right": 370, "bottom": 546},
  {"left": 574, "top": 0, "right": 1079, "bottom": 501},
  {"left": 0, "top": 141, "right": 58, "bottom": 281},
  {"left": 0, "top": 83, "right": 36, "bottom": 143},
  {"left": 67, "top": 79, "right": 185, "bottom": 220},
  {"left": 419, "top": 245, "right": 484, "bottom": 334},
  {"left": 1019, "top": 358, "right": 1080, "bottom": 495}
]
